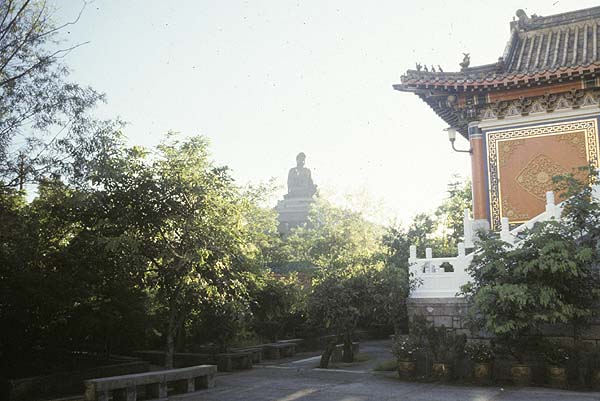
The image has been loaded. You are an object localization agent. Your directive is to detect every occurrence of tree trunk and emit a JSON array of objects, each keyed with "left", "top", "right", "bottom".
[
  {"left": 319, "top": 339, "right": 337, "bottom": 368},
  {"left": 165, "top": 312, "right": 177, "bottom": 369},
  {"left": 342, "top": 333, "right": 354, "bottom": 362}
]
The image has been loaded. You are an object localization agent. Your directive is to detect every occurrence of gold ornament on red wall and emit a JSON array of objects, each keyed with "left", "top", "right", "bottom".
[{"left": 486, "top": 118, "right": 599, "bottom": 230}]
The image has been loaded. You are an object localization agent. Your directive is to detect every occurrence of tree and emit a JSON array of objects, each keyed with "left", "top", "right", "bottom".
[
  {"left": 308, "top": 268, "right": 363, "bottom": 367},
  {"left": 0, "top": 0, "right": 117, "bottom": 188},
  {"left": 250, "top": 272, "right": 305, "bottom": 342},
  {"left": 435, "top": 177, "right": 472, "bottom": 251},
  {"left": 284, "top": 197, "right": 384, "bottom": 270},
  {"left": 95, "top": 135, "right": 271, "bottom": 368},
  {"left": 461, "top": 170, "right": 600, "bottom": 362},
  {"left": 0, "top": 178, "right": 148, "bottom": 377}
]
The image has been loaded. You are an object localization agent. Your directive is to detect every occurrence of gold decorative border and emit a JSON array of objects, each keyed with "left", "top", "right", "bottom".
[{"left": 486, "top": 118, "right": 599, "bottom": 230}]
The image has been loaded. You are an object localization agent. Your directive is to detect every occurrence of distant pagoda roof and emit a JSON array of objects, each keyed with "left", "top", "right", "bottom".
[
  {"left": 393, "top": 6, "right": 600, "bottom": 136},
  {"left": 395, "top": 6, "right": 600, "bottom": 90}
]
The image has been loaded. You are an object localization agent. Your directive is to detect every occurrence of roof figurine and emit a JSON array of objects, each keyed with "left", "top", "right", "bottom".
[
  {"left": 459, "top": 53, "right": 470, "bottom": 70},
  {"left": 416, "top": 62, "right": 422, "bottom": 71}
]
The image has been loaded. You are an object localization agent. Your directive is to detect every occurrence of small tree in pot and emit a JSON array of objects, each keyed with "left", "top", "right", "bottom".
[
  {"left": 426, "top": 325, "right": 466, "bottom": 381},
  {"left": 465, "top": 342, "right": 494, "bottom": 383},
  {"left": 542, "top": 342, "right": 570, "bottom": 389},
  {"left": 392, "top": 337, "right": 420, "bottom": 379}
]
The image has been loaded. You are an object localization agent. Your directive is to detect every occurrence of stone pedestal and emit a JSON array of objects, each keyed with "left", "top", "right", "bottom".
[{"left": 275, "top": 197, "right": 313, "bottom": 234}]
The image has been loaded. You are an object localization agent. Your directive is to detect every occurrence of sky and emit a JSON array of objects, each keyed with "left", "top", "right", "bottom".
[{"left": 51, "top": 0, "right": 600, "bottom": 225}]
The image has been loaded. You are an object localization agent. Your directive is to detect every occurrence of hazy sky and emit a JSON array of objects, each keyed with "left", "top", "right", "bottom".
[{"left": 51, "top": 0, "right": 599, "bottom": 225}]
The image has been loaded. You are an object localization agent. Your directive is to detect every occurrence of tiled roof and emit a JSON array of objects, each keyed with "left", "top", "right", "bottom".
[{"left": 396, "top": 6, "right": 600, "bottom": 90}]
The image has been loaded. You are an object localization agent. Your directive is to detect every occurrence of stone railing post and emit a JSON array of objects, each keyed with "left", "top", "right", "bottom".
[
  {"left": 409, "top": 245, "right": 417, "bottom": 267},
  {"left": 463, "top": 209, "right": 474, "bottom": 249},
  {"left": 500, "top": 217, "right": 512, "bottom": 244},
  {"left": 545, "top": 190, "right": 558, "bottom": 218},
  {"left": 593, "top": 172, "right": 600, "bottom": 200}
]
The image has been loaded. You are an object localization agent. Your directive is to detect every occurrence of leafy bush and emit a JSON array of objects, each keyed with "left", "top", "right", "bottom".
[
  {"left": 426, "top": 325, "right": 466, "bottom": 363},
  {"left": 465, "top": 343, "right": 494, "bottom": 363},
  {"left": 392, "top": 338, "right": 420, "bottom": 361},
  {"left": 461, "top": 170, "right": 600, "bottom": 363},
  {"left": 542, "top": 342, "right": 571, "bottom": 367},
  {"left": 408, "top": 315, "right": 466, "bottom": 364}
]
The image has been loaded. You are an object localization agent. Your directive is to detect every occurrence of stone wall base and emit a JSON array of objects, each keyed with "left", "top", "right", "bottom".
[
  {"left": 407, "top": 297, "right": 470, "bottom": 335},
  {"left": 407, "top": 297, "right": 600, "bottom": 343}
]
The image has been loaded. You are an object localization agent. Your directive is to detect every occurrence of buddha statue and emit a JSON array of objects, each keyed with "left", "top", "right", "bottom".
[{"left": 286, "top": 152, "right": 317, "bottom": 198}]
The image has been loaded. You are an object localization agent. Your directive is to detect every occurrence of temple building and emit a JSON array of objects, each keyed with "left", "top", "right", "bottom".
[
  {"left": 395, "top": 7, "right": 600, "bottom": 232},
  {"left": 393, "top": 6, "right": 600, "bottom": 328}
]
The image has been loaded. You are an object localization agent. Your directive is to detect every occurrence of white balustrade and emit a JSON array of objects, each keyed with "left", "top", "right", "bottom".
[{"left": 407, "top": 188, "right": 600, "bottom": 300}]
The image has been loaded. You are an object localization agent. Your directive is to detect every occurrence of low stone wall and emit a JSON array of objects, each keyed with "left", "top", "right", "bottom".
[
  {"left": 407, "top": 297, "right": 470, "bottom": 335},
  {"left": 133, "top": 351, "right": 252, "bottom": 372},
  {"left": 1, "top": 358, "right": 149, "bottom": 401},
  {"left": 407, "top": 297, "right": 600, "bottom": 343}
]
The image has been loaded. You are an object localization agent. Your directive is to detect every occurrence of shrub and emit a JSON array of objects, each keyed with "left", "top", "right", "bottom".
[
  {"left": 542, "top": 342, "right": 571, "bottom": 367},
  {"left": 392, "top": 338, "right": 420, "bottom": 361},
  {"left": 426, "top": 326, "right": 466, "bottom": 363},
  {"left": 465, "top": 342, "right": 494, "bottom": 363}
]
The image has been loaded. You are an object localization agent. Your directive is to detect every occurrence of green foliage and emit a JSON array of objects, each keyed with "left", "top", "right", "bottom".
[
  {"left": 383, "top": 177, "right": 472, "bottom": 263},
  {"left": 0, "top": 180, "right": 148, "bottom": 377},
  {"left": 94, "top": 135, "right": 276, "bottom": 365},
  {"left": 462, "top": 170, "right": 600, "bottom": 363},
  {"left": 284, "top": 197, "right": 384, "bottom": 270},
  {"left": 250, "top": 272, "right": 305, "bottom": 342},
  {"left": 392, "top": 338, "right": 421, "bottom": 361},
  {"left": 425, "top": 325, "right": 466, "bottom": 364},
  {"left": 0, "top": 0, "right": 119, "bottom": 188},
  {"left": 308, "top": 268, "right": 363, "bottom": 338},
  {"left": 541, "top": 341, "right": 571, "bottom": 367},
  {"left": 408, "top": 316, "right": 466, "bottom": 364},
  {"left": 464, "top": 343, "right": 494, "bottom": 363}
]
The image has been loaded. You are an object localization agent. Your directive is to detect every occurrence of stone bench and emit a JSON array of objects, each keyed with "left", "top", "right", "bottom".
[
  {"left": 277, "top": 338, "right": 305, "bottom": 352},
  {"left": 83, "top": 365, "right": 216, "bottom": 401},
  {"left": 262, "top": 343, "right": 296, "bottom": 359},
  {"left": 133, "top": 351, "right": 252, "bottom": 372},
  {"left": 330, "top": 342, "right": 360, "bottom": 363},
  {"left": 230, "top": 346, "right": 263, "bottom": 363}
]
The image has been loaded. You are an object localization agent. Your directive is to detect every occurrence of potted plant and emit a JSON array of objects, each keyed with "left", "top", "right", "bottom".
[
  {"left": 392, "top": 337, "right": 420, "bottom": 379},
  {"left": 426, "top": 326, "right": 466, "bottom": 381},
  {"left": 465, "top": 342, "right": 494, "bottom": 383},
  {"left": 587, "top": 345, "right": 600, "bottom": 390},
  {"left": 542, "top": 343, "right": 570, "bottom": 389},
  {"left": 495, "top": 335, "right": 535, "bottom": 386}
]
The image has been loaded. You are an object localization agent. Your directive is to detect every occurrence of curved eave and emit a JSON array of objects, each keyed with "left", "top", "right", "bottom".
[{"left": 396, "top": 63, "right": 600, "bottom": 92}]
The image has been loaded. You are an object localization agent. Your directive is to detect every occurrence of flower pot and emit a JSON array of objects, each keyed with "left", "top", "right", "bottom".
[
  {"left": 397, "top": 360, "right": 416, "bottom": 379},
  {"left": 592, "top": 368, "right": 600, "bottom": 390},
  {"left": 511, "top": 364, "right": 532, "bottom": 386},
  {"left": 432, "top": 362, "right": 452, "bottom": 380},
  {"left": 473, "top": 361, "right": 492, "bottom": 383},
  {"left": 546, "top": 365, "right": 567, "bottom": 389}
]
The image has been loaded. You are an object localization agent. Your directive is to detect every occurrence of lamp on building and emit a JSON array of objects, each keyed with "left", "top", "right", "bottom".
[{"left": 445, "top": 127, "right": 472, "bottom": 154}]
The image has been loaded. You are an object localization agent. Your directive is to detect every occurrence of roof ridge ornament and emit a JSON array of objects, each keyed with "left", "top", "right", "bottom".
[
  {"left": 516, "top": 9, "right": 531, "bottom": 30},
  {"left": 460, "top": 53, "right": 470, "bottom": 71}
]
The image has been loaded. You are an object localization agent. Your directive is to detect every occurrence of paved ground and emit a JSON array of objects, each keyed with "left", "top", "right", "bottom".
[{"left": 170, "top": 340, "right": 600, "bottom": 401}]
